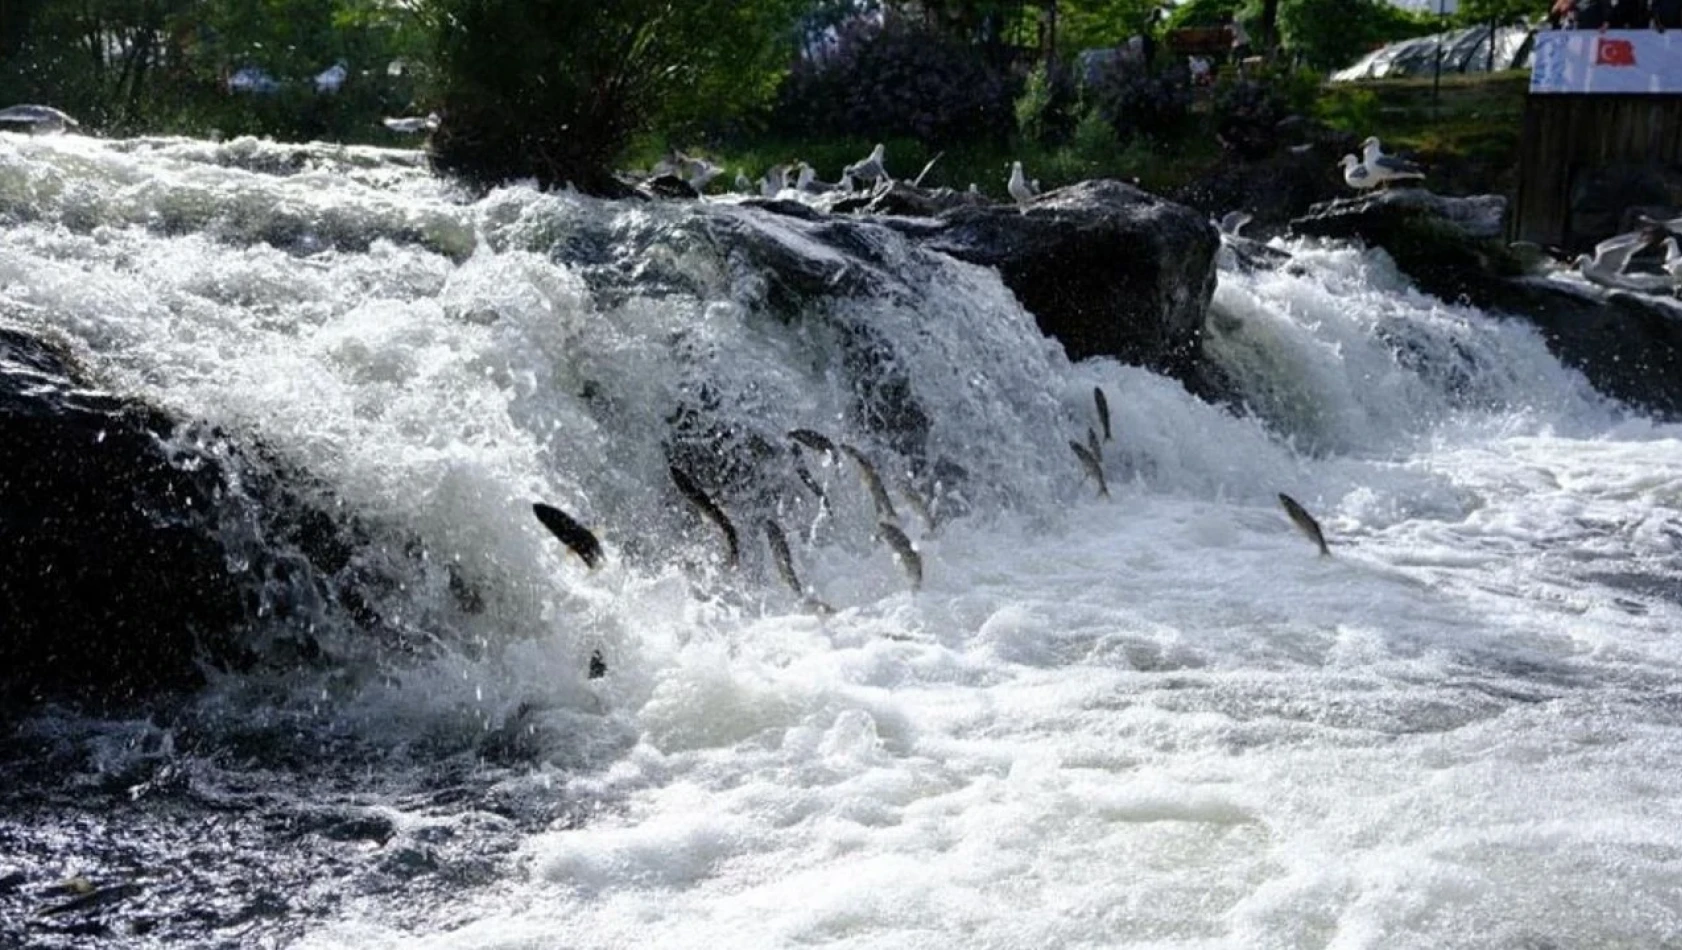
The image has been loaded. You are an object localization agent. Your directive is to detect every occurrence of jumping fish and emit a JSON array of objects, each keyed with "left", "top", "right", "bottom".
[
  {"left": 1278, "top": 493, "right": 1331, "bottom": 556},
  {"left": 1094, "top": 386, "right": 1112, "bottom": 441},
  {"left": 1087, "top": 426, "right": 1103, "bottom": 467},
  {"left": 793, "top": 453, "right": 831, "bottom": 511},
  {"left": 669, "top": 465, "right": 740, "bottom": 566},
  {"left": 876, "top": 521, "right": 923, "bottom": 591},
  {"left": 1069, "top": 441, "right": 1108, "bottom": 498},
  {"left": 764, "top": 519, "right": 803, "bottom": 594},
  {"left": 764, "top": 519, "right": 835, "bottom": 615},
  {"left": 588, "top": 649, "right": 607, "bottom": 679},
  {"left": 788, "top": 428, "right": 838, "bottom": 461},
  {"left": 841, "top": 443, "right": 899, "bottom": 522},
  {"left": 532, "top": 503, "right": 604, "bottom": 568},
  {"left": 899, "top": 477, "right": 936, "bottom": 534}
]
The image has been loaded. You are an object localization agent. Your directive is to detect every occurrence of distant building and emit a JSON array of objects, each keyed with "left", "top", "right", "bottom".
[{"left": 1331, "top": 24, "right": 1533, "bottom": 82}]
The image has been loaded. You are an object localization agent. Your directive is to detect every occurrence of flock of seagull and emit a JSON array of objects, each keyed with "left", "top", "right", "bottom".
[
  {"left": 1338, "top": 136, "right": 1427, "bottom": 190},
  {"left": 648, "top": 143, "right": 1045, "bottom": 211}
]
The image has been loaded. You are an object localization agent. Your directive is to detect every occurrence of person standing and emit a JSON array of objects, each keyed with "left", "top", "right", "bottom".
[{"left": 1225, "top": 12, "right": 1252, "bottom": 62}]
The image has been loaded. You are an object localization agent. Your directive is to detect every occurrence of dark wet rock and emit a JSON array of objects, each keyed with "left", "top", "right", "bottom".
[
  {"left": 1477, "top": 280, "right": 1682, "bottom": 419},
  {"left": 1290, "top": 189, "right": 1682, "bottom": 419},
  {"left": 1292, "top": 189, "right": 1525, "bottom": 305},
  {"left": 0, "top": 325, "right": 439, "bottom": 716},
  {"left": 1173, "top": 135, "right": 1356, "bottom": 236},
  {"left": 881, "top": 179, "right": 1220, "bottom": 381},
  {"left": 641, "top": 174, "right": 700, "bottom": 201},
  {"left": 0, "top": 326, "right": 253, "bottom": 712},
  {"left": 1294, "top": 188, "right": 1508, "bottom": 243},
  {"left": 859, "top": 181, "right": 987, "bottom": 217}
]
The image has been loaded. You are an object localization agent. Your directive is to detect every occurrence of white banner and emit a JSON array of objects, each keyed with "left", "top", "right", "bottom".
[{"left": 1531, "top": 30, "right": 1682, "bottom": 94}]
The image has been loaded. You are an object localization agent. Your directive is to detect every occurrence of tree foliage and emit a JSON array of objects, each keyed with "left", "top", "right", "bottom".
[
  {"left": 1278, "top": 0, "right": 1437, "bottom": 71},
  {"left": 1454, "top": 0, "right": 1537, "bottom": 25},
  {"left": 774, "top": 18, "right": 1017, "bottom": 146},
  {"left": 1058, "top": 0, "right": 1164, "bottom": 52}
]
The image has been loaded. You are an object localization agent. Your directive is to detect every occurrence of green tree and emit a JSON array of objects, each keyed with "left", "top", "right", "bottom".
[
  {"left": 1279, "top": 0, "right": 1435, "bottom": 71},
  {"left": 1058, "top": 0, "right": 1161, "bottom": 51},
  {"left": 1455, "top": 0, "right": 1539, "bottom": 25},
  {"left": 423, "top": 0, "right": 804, "bottom": 193}
]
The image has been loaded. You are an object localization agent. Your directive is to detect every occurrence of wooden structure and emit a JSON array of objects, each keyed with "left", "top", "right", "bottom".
[
  {"left": 1166, "top": 28, "right": 1230, "bottom": 58},
  {"left": 1513, "top": 96, "right": 1682, "bottom": 248},
  {"left": 1512, "top": 32, "right": 1682, "bottom": 249}
]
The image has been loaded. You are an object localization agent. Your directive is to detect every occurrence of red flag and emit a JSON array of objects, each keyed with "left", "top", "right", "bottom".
[{"left": 1596, "top": 38, "right": 1636, "bottom": 67}]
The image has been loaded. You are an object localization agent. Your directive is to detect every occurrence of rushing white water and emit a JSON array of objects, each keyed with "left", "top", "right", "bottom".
[{"left": 4, "top": 132, "right": 1682, "bottom": 948}]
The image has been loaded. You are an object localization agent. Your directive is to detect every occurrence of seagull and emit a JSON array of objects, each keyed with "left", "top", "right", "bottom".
[
  {"left": 759, "top": 164, "right": 789, "bottom": 197},
  {"left": 734, "top": 169, "right": 753, "bottom": 193},
  {"left": 314, "top": 60, "right": 348, "bottom": 94},
  {"left": 0, "top": 104, "right": 79, "bottom": 134},
  {"left": 794, "top": 162, "right": 817, "bottom": 191},
  {"left": 1338, "top": 154, "right": 1379, "bottom": 191},
  {"left": 381, "top": 112, "right": 439, "bottom": 134},
  {"left": 843, "top": 143, "right": 890, "bottom": 187},
  {"left": 1007, "top": 161, "right": 1035, "bottom": 212},
  {"left": 1218, "top": 211, "right": 1253, "bottom": 237},
  {"left": 680, "top": 155, "right": 722, "bottom": 193},
  {"left": 1359, "top": 136, "right": 1425, "bottom": 188},
  {"left": 1573, "top": 228, "right": 1668, "bottom": 290}
]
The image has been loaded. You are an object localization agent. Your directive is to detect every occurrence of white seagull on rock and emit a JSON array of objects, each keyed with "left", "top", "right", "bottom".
[
  {"left": 759, "top": 164, "right": 789, "bottom": 197},
  {"left": 1338, "top": 154, "right": 1378, "bottom": 191},
  {"left": 1007, "top": 161, "right": 1036, "bottom": 212},
  {"left": 1359, "top": 136, "right": 1425, "bottom": 188},
  {"left": 0, "top": 104, "right": 79, "bottom": 134},
  {"left": 314, "top": 60, "right": 348, "bottom": 94},
  {"left": 844, "top": 143, "right": 890, "bottom": 188},
  {"left": 1572, "top": 228, "right": 1669, "bottom": 291}
]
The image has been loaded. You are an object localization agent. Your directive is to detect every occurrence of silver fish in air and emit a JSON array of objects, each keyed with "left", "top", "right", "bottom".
[
  {"left": 876, "top": 521, "right": 922, "bottom": 591},
  {"left": 764, "top": 518, "right": 834, "bottom": 614},
  {"left": 1094, "top": 387, "right": 1111, "bottom": 441},
  {"left": 532, "top": 502, "right": 604, "bottom": 568},
  {"left": 788, "top": 428, "right": 838, "bottom": 461},
  {"left": 669, "top": 465, "right": 740, "bottom": 567},
  {"left": 1069, "top": 441, "right": 1108, "bottom": 498},
  {"left": 841, "top": 443, "right": 899, "bottom": 522},
  {"left": 1278, "top": 493, "right": 1331, "bottom": 556}
]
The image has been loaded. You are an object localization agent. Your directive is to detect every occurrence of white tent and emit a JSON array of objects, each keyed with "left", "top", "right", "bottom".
[{"left": 1331, "top": 24, "right": 1532, "bottom": 82}]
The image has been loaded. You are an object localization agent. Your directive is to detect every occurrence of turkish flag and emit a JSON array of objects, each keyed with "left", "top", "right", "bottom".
[{"left": 1597, "top": 38, "right": 1636, "bottom": 67}]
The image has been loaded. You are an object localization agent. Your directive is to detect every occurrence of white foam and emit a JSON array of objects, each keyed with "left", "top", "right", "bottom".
[{"left": 4, "top": 134, "right": 1681, "bottom": 947}]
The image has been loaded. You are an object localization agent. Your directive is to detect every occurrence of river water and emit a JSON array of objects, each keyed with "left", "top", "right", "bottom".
[{"left": 1, "top": 132, "right": 1679, "bottom": 949}]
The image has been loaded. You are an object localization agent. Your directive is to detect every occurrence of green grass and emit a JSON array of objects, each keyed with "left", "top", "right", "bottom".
[{"left": 1318, "top": 71, "right": 1529, "bottom": 195}]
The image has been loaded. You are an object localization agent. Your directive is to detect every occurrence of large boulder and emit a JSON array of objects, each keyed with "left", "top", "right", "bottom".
[
  {"left": 0, "top": 326, "right": 250, "bottom": 711},
  {"left": 0, "top": 325, "right": 418, "bottom": 716},
  {"left": 1291, "top": 189, "right": 1682, "bottom": 419},
  {"left": 881, "top": 179, "right": 1221, "bottom": 381}
]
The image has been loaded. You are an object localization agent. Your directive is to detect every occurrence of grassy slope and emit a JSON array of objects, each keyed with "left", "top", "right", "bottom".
[{"left": 1317, "top": 70, "right": 1529, "bottom": 197}]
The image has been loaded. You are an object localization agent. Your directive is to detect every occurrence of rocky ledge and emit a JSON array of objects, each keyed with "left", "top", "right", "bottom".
[{"left": 1293, "top": 189, "right": 1682, "bottom": 420}]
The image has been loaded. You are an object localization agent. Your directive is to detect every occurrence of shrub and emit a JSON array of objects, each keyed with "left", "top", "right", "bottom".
[
  {"left": 773, "top": 20, "right": 1017, "bottom": 146},
  {"left": 1070, "top": 106, "right": 1122, "bottom": 165},
  {"left": 425, "top": 0, "right": 801, "bottom": 193},
  {"left": 1015, "top": 63, "right": 1079, "bottom": 147},
  {"left": 1209, "top": 77, "right": 1290, "bottom": 160},
  {"left": 1084, "top": 62, "right": 1192, "bottom": 146}
]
